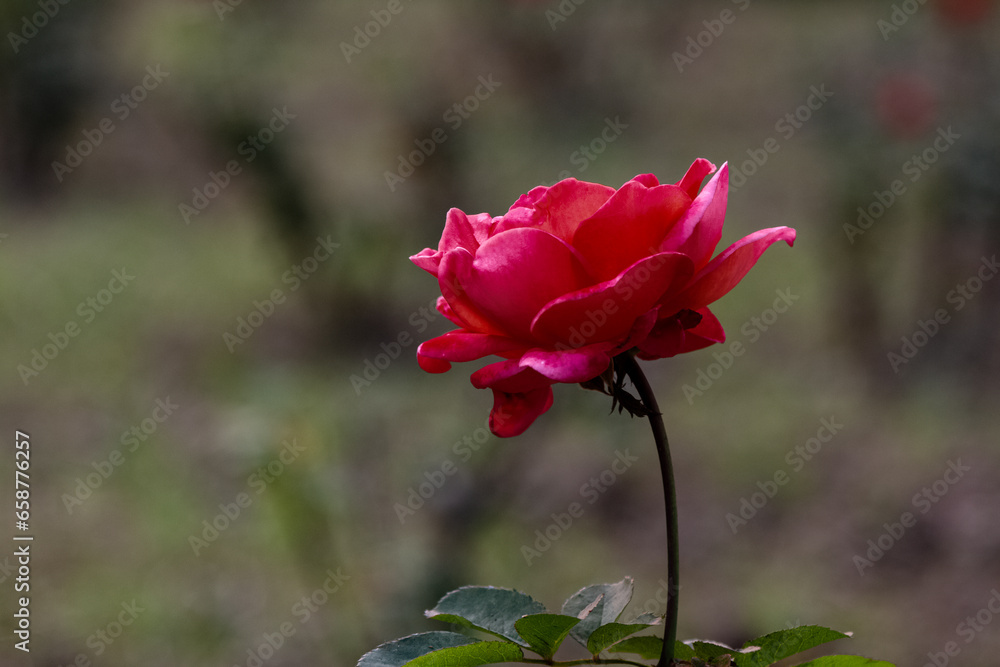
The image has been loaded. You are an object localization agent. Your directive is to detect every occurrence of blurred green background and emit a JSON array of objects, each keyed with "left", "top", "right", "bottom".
[{"left": 2, "top": 1, "right": 999, "bottom": 665}]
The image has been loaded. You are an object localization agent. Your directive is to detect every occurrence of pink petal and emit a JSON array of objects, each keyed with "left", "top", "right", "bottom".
[
  {"left": 636, "top": 308, "right": 725, "bottom": 360},
  {"left": 497, "top": 179, "right": 616, "bottom": 243},
  {"left": 660, "top": 163, "right": 729, "bottom": 269},
  {"left": 438, "top": 250, "right": 508, "bottom": 336},
  {"left": 572, "top": 180, "right": 691, "bottom": 281},
  {"left": 687, "top": 307, "right": 725, "bottom": 345},
  {"left": 411, "top": 210, "right": 494, "bottom": 277},
  {"left": 488, "top": 385, "right": 554, "bottom": 437},
  {"left": 435, "top": 296, "right": 466, "bottom": 329},
  {"left": 417, "top": 331, "right": 527, "bottom": 373},
  {"left": 662, "top": 226, "right": 797, "bottom": 313},
  {"left": 636, "top": 318, "right": 684, "bottom": 360},
  {"left": 470, "top": 359, "right": 556, "bottom": 436},
  {"left": 470, "top": 359, "right": 549, "bottom": 392},
  {"left": 459, "top": 228, "right": 592, "bottom": 341},
  {"left": 675, "top": 158, "right": 716, "bottom": 199},
  {"left": 417, "top": 354, "right": 452, "bottom": 373},
  {"left": 519, "top": 347, "right": 613, "bottom": 383},
  {"left": 611, "top": 307, "right": 661, "bottom": 354},
  {"left": 530, "top": 252, "right": 693, "bottom": 347},
  {"left": 631, "top": 173, "right": 661, "bottom": 188},
  {"left": 410, "top": 248, "right": 440, "bottom": 276}
]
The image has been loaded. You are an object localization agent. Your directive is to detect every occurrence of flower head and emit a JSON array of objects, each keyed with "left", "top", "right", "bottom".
[{"left": 411, "top": 159, "right": 795, "bottom": 436}]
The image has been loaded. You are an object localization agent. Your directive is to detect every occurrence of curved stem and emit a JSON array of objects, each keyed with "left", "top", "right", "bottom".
[{"left": 615, "top": 353, "right": 678, "bottom": 667}]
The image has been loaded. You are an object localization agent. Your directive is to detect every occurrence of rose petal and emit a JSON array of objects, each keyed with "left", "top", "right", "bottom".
[
  {"left": 459, "top": 228, "right": 593, "bottom": 340},
  {"left": 612, "top": 307, "right": 661, "bottom": 354},
  {"left": 471, "top": 358, "right": 549, "bottom": 392},
  {"left": 637, "top": 307, "right": 725, "bottom": 360},
  {"left": 675, "top": 158, "right": 716, "bottom": 199},
  {"left": 437, "top": 249, "right": 508, "bottom": 336},
  {"left": 530, "top": 252, "right": 693, "bottom": 347},
  {"left": 410, "top": 248, "right": 440, "bottom": 276},
  {"left": 675, "top": 316, "right": 726, "bottom": 355},
  {"left": 572, "top": 180, "right": 691, "bottom": 281},
  {"left": 497, "top": 178, "right": 616, "bottom": 242},
  {"left": 660, "top": 163, "right": 728, "bottom": 268},
  {"left": 519, "top": 346, "right": 613, "bottom": 383},
  {"left": 411, "top": 209, "right": 494, "bottom": 276},
  {"left": 469, "top": 359, "right": 556, "bottom": 436},
  {"left": 435, "top": 296, "right": 465, "bottom": 328},
  {"left": 635, "top": 320, "right": 683, "bottom": 359},
  {"left": 416, "top": 331, "right": 527, "bottom": 373},
  {"left": 662, "top": 226, "right": 797, "bottom": 313},
  {"left": 417, "top": 354, "right": 452, "bottom": 373},
  {"left": 487, "top": 385, "right": 554, "bottom": 437}
]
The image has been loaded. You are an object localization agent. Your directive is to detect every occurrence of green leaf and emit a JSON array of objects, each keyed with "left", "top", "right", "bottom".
[
  {"left": 513, "top": 614, "right": 580, "bottom": 660},
  {"left": 561, "top": 577, "right": 634, "bottom": 647},
  {"left": 358, "top": 632, "right": 476, "bottom": 667},
  {"left": 736, "top": 626, "right": 849, "bottom": 667},
  {"left": 607, "top": 636, "right": 698, "bottom": 661},
  {"left": 607, "top": 636, "right": 664, "bottom": 660},
  {"left": 793, "top": 657, "right": 895, "bottom": 667},
  {"left": 425, "top": 586, "right": 546, "bottom": 647},
  {"left": 692, "top": 641, "right": 738, "bottom": 660},
  {"left": 403, "top": 641, "right": 524, "bottom": 667},
  {"left": 673, "top": 641, "right": 698, "bottom": 660},
  {"left": 628, "top": 612, "right": 662, "bottom": 624},
  {"left": 587, "top": 622, "right": 656, "bottom": 654}
]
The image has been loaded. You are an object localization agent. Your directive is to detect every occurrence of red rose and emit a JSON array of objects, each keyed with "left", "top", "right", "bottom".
[
  {"left": 411, "top": 159, "right": 795, "bottom": 437},
  {"left": 935, "top": 0, "right": 994, "bottom": 23},
  {"left": 875, "top": 73, "right": 938, "bottom": 140}
]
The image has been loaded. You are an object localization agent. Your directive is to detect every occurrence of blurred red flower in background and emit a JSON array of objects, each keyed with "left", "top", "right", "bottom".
[
  {"left": 935, "top": 0, "right": 994, "bottom": 23},
  {"left": 875, "top": 72, "right": 939, "bottom": 140}
]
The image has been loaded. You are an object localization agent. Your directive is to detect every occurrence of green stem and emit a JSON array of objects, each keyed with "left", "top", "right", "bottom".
[{"left": 615, "top": 353, "right": 679, "bottom": 667}]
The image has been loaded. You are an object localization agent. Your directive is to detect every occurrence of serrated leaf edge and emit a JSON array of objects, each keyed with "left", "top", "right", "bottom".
[
  {"left": 401, "top": 640, "right": 525, "bottom": 667},
  {"left": 686, "top": 639, "right": 759, "bottom": 654},
  {"left": 425, "top": 585, "right": 546, "bottom": 648},
  {"left": 357, "top": 631, "right": 478, "bottom": 667},
  {"left": 514, "top": 613, "right": 581, "bottom": 660}
]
